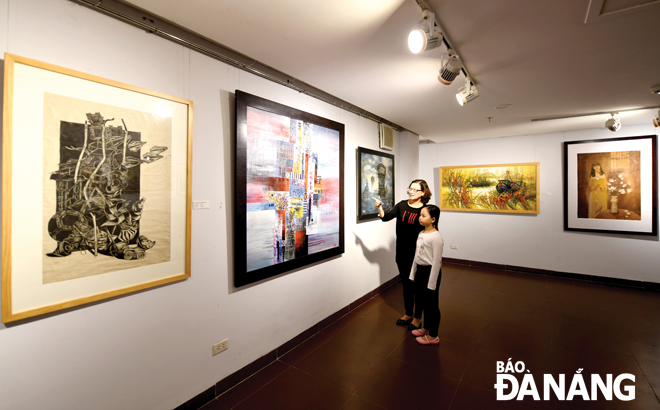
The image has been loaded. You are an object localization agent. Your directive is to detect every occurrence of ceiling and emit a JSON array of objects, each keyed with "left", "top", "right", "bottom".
[{"left": 123, "top": 0, "right": 660, "bottom": 143}]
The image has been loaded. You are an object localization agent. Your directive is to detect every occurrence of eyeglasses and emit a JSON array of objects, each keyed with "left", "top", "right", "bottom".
[{"left": 408, "top": 188, "right": 422, "bottom": 193}]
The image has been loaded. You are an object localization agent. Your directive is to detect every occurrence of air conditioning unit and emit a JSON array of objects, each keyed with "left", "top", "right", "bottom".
[{"left": 379, "top": 123, "right": 394, "bottom": 151}]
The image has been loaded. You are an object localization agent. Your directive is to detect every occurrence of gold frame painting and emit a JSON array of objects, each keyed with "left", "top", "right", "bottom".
[
  {"left": 439, "top": 162, "right": 540, "bottom": 214},
  {"left": 2, "top": 54, "right": 193, "bottom": 322}
]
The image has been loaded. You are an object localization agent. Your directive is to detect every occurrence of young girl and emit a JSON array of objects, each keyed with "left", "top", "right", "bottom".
[{"left": 409, "top": 205, "right": 444, "bottom": 345}]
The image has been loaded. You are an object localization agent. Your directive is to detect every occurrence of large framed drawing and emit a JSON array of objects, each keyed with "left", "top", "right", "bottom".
[
  {"left": 439, "top": 163, "right": 540, "bottom": 214},
  {"left": 2, "top": 54, "right": 192, "bottom": 323},
  {"left": 564, "top": 135, "right": 657, "bottom": 235},
  {"left": 234, "top": 91, "right": 344, "bottom": 287},
  {"left": 357, "top": 147, "right": 394, "bottom": 221}
]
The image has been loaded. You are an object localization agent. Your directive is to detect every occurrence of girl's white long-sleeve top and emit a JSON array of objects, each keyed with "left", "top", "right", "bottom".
[{"left": 409, "top": 230, "right": 444, "bottom": 290}]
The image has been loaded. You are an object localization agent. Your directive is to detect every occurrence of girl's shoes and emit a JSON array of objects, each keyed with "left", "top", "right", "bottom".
[
  {"left": 408, "top": 321, "right": 422, "bottom": 331},
  {"left": 415, "top": 335, "right": 439, "bottom": 345},
  {"left": 396, "top": 317, "right": 413, "bottom": 326},
  {"left": 411, "top": 328, "right": 429, "bottom": 337}
]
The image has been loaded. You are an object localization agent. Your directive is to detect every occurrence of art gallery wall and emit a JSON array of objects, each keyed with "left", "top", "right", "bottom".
[
  {"left": 419, "top": 124, "right": 660, "bottom": 284},
  {"left": 0, "top": 0, "right": 418, "bottom": 409}
]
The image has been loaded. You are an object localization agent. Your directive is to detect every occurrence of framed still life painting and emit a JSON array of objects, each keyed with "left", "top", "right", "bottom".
[
  {"left": 357, "top": 147, "right": 394, "bottom": 221},
  {"left": 439, "top": 163, "right": 540, "bottom": 214},
  {"left": 2, "top": 54, "right": 193, "bottom": 323},
  {"left": 564, "top": 135, "right": 658, "bottom": 235},
  {"left": 234, "top": 91, "right": 344, "bottom": 287}
]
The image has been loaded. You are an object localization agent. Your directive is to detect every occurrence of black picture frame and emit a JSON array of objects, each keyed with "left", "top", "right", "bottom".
[
  {"left": 356, "top": 147, "right": 395, "bottom": 221},
  {"left": 234, "top": 90, "right": 345, "bottom": 287},
  {"left": 563, "top": 135, "right": 657, "bottom": 235}
]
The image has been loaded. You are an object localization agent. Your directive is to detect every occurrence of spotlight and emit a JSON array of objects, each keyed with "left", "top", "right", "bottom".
[
  {"left": 653, "top": 109, "right": 660, "bottom": 127},
  {"left": 438, "top": 50, "right": 462, "bottom": 85},
  {"left": 456, "top": 77, "right": 479, "bottom": 106},
  {"left": 605, "top": 113, "right": 621, "bottom": 132},
  {"left": 408, "top": 10, "right": 442, "bottom": 54},
  {"left": 651, "top": 86, "right": 660, "bottom": 95}
]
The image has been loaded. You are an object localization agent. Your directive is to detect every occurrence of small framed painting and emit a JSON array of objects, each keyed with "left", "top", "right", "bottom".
[
  {"left": 357, "top": 147, "right": 395, "bottom": 220},
  {"left": 439, "top": 163, "right": 540, "bottom": 214},
  {"left": 564, "top": 135, "right": 658, "bottom": 235},
  {"left": 2, "top": 54, "right": 193, "bottom": 322}
]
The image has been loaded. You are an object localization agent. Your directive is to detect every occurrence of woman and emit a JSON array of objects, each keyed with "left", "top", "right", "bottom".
[
  {"left": 588, "top": 162, "right": 607, "bottom": 218},
  {"left": 374, "top": 179, "right": 432, "bottom": 330}
]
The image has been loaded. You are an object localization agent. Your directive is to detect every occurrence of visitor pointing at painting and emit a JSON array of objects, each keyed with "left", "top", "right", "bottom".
[{"left": 373, "top": 180, "right": 432, "bottom": 331}]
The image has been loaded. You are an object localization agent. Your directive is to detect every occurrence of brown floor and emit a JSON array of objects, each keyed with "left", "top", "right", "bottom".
[{"left": 200, "top": 262, "right": 660, "bottom": 410}]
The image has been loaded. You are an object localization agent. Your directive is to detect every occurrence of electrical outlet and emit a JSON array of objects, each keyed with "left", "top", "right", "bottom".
[
  {"left": 212, "top": 339, "right": 228, "bottom": 356},
  {"left": 450, "top": 244, "right": 458, "bottom": 250}
]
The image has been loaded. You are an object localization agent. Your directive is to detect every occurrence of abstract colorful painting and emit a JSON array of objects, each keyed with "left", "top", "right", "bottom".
[
  {"left": 564, "top": 135, "right": 657, "bottom": 235},
  {"left": 439, "top": 163, "right": 540, "bottom": 214},
  {"left": 235, "top": 91, "right": 344, "bottom": 286},
  {"left": 357, "top": 147, "right": 394, "bottom": 220}
]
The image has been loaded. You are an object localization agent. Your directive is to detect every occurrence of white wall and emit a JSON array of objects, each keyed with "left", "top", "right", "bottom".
[
  {"left": 419, "top": 125, "right": 660, "bottom": 283},
  {"left": 0, "top": 0, "right": 418, "bottom": 409}
]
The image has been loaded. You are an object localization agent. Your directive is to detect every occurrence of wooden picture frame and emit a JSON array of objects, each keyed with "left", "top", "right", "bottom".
[
  {"left": 439, "top": 163, "right": 540, "bottom": 214},
  {"left": 564, "top": 135, "right": 657, "bottom": 235},
  {"left": 2, "top": 54, "right": 193, "bottom": 322},
  {"left": 357, "top": 147, "right": 395, "bottom": 221},
  {"left": 234, "top": 91, "right": 344, "bottom": 287}
]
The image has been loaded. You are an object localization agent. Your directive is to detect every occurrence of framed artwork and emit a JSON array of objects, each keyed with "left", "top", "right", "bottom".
[
  {"left": 564, "top": 135, "right": 657, "bottom": 235},
  {"left": 439, "top": 163, "right": 540, "bottom": 214},
  {"left": 357, "top": 147, "right": 394, "bottom": 221},
  {"left": 2, "top": 54, "right": 192, "bottom": 323},
  {"left": 234, "top": 91, "right": 344, "bottom": 287}
]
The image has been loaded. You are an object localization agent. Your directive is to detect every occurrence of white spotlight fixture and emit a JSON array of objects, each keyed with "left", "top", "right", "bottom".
[
  {"left": 653, "top": 109, "right": 660, "bottom": 127},
  {"left": 456, "top": 77, "right": 479, "bottom": 106},
  {"left": 438, "top": 50, "right": 462, "bottom": 85},
  {"left": 408, "top": 10, "right": 442, "bottom": 54},
  {"left": 605, "top": 112, "right": 621, "bottom": 132}
]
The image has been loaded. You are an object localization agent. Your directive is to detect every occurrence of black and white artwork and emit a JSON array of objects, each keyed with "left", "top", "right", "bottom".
[{"left": 47, "top": 112, "right": 166, "bottom": 262}]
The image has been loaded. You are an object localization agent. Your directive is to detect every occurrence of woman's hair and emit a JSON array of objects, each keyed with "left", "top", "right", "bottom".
[
  {"left": 590, "top": 162, "right": 605, "bottom": 177},
  {"left": 423, "top": 204, "right": 441, "bottom": 229},
  {"left": 410, "top": 179, "right": 432, "bottom": 204}
]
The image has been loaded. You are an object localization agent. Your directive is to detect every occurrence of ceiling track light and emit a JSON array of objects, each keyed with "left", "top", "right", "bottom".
[
  {"left": 456, "top": 77, "right": 479, "bottom": 106},
  {"left": 408, "top": 10, "right": 443, "bottom": 54},
  {"left": 605, "top": 112, "right": 621, "bottom": 132},
  {"left": 653, "top": 109, "right": 660, "bottom": 127},
  {"left": 438, "top": 50, "right": 462, "bottom": 85}
]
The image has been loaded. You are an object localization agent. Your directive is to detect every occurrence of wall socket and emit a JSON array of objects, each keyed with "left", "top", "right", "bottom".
[
  {"left": 212, "top": 339, "right": 228, "bottom": 356},
  {"left": 450, "top": 244, "right": 458, "bottom": 250}
]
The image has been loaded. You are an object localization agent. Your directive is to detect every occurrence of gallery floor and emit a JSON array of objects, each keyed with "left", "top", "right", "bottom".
[{"left": 198, "top": 262, "right": 660, "bottom": 410}]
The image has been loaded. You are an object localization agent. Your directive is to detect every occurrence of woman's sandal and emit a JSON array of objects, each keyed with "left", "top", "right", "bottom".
[
  {"left": 408, "top": 321, "right": 422, "bottom": 331},
  {"left": 396, "top": 317, "right": 413, "bottom": 326}
]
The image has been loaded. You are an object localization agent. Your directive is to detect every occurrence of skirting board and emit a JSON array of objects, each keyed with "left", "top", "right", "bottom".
[
  {"left": 173, "top": 275, "right": 400, "bottom": 410},
  {"left": 443, "top": 257, "right": 660, "bottom": 292}
]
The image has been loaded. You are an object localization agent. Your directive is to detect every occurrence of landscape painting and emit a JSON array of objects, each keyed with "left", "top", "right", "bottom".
[{"left": 439, "top": 163, "right": 540, "bottom": 214}]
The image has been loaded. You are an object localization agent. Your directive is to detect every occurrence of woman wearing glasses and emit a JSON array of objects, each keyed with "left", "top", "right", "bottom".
[{"left": 374, "top": 180, "right": 432, "bottom": 330}]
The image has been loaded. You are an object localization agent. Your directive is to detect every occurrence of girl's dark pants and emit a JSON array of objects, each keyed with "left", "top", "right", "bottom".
[
  {"left": 397, "top": 258, "right": 420, "bottom": 318},
  {"left": 413, "top": 265, "right": 442, "bottom": 338}
]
